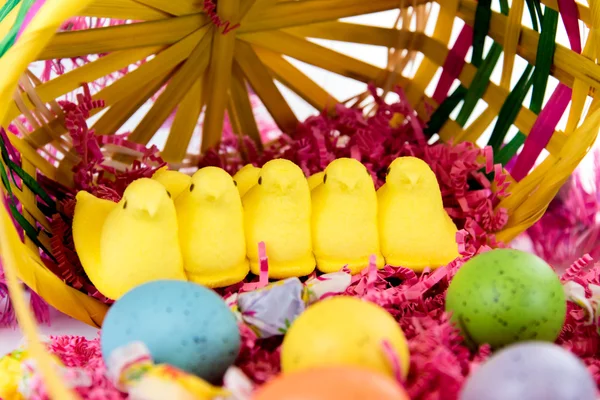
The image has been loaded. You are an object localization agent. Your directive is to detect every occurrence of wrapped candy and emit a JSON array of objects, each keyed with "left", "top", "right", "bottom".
[
  {"left": 0, "top": 343, "right": 90, "bottom": 400},
  {"left": 304, "top": 272, "right": 352, "bottom": 304},
  {"left": 238, "top": 278, "right": 305, "bottom": 338},
  {"left": 107, "top": 342, "right": 229, "bottom": 400},
  {"left": 236, "top": 272, "right": 352, "bottom": 339},
  {"left": 0, "top": 348, "right": 28, "bottom": 400}
]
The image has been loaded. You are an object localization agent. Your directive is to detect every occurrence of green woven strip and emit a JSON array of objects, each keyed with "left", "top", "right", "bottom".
[
  {"left": 533, "top": 0, "right": 544, "bottom": 25},
  {"left": 0, "top": 135, "right": 55, "bottom": 208},
  {"left": 0, "top": 134, "right": 55, "bottom": 259},
  {"left": 424, "top": 86, "right": 467, "bottom": 137},
  {"left": 9, "top": 202, "right": 55, "bottom": 261},
  {"left": 0, "top": 0, "right": 34, "bottom": 58},
  {"left": 487, "top": 64, "right": 535, "bottom": 152},
  {"left": 494, "top": 5, "right": 557, "bottom": 165},
  {"left": 472, "top": 0, "right": 492, "bottom": 67},
  {"left": 0, "top": 160, "right": 13, "bottom": 196},
  {"left": 530, "top": 6, "right": 558, "bottom": 113},
  {"left": 525, "top": 0, "right": 541, "bottom": 31},
  {"left": 455, "top": 42, "right": 503, "bottom": 127},
  {"left": 495, "top": 132, "right": 526, "bottom": 164},
  {"left": 498, "top": 0, "right": 509, "bottom": 15},
  {"left": 0, "top": 0, "right": 20, "bottom": 22},
  {"left": 6, "top": 159, "right": 55, "bottom": 208}
]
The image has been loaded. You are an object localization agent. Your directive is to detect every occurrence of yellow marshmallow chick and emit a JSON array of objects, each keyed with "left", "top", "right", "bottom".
[
  {"left": 175, "top": 166, "right": 249, "bottom": 287},
  {"left": 242, "top": 159, "right": 316, "bottom": 279},
  {"left": 311, "top": 158, "right": 384, "bottom": 274},
  {"left": 377, "top": 156, "right": 459, "bottom": 271},
  {"left": 307, "top": 171, "right": 325, "bottom": 191},
  {"left": 152, "top": 166, "right": 192, "bottom": 199},
  {"left": 73, "top": 178, "right": 186, "bottom": 300},
  {"left": 233, "top": 164, "right": 261, "bottom": 198}
]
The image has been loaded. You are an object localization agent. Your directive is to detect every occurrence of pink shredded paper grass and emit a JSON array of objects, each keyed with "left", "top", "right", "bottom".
[
  {"left": 523, "top": 149, "right": 600, "bottom": 272},
  {"left": 3, "top": 85, "right": 600, "bottom": 399}
]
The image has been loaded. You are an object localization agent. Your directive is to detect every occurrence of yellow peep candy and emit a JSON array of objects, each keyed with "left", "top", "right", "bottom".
[{"left": 377, "top": 157, "right": 459, "bottom": 271}]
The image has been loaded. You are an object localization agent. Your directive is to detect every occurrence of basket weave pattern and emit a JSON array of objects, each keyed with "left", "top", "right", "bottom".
[{"left": 0, "top": 0, "right": 599, "bottom": 397}]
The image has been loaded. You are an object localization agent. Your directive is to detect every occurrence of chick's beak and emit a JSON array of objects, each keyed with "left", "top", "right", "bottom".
[
  {"left": 398, "top": 170, "right": 420, "bottom": 186},
  {"left": 275, "top": 178, "right": 295, "bottom": 191},
  {"left": 145, "top": 198, "right": 161, "bottom": 218}
]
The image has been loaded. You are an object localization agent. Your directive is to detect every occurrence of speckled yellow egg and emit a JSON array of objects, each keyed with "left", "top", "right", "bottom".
[{"left": 281, "top": 296, "right": 409, "bottom": 378}]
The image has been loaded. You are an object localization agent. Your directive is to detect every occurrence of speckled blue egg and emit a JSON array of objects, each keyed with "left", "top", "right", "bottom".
[{"left": 101, "top": 280, "right": 240, "bottom": 383}]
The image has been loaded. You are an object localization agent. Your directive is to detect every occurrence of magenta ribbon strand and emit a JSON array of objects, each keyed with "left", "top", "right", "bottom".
[
  {"left": 16, "top": 0, "right": 47, "bottom": 41},
  {"left": 510, "top": 84, "right": 573, "bottom": 181},
  {"left": 432, "top": 24, "right": 473, "bottom": 105},
  {"left": 509, "top": 0, "right": 581, "bottom": 181}
]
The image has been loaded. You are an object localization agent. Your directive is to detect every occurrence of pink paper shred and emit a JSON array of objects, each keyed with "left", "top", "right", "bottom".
[
  {"left": 6, "top": 82, "right": 600, "bottom": 400},
  {"left": 523, "top": 148, "right": 600, "bottom": 272},
  {"left": 39, "top": 84, "right": 166, "bottom": 304}
]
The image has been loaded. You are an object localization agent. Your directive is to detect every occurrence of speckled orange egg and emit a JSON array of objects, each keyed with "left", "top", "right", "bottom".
[{"left": 252, "top": 366, "right": 409, "bottom": 400}]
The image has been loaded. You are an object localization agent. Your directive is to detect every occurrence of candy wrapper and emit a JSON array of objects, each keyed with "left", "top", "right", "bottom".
[
  {"left": 0, "top": 341, "right": 90, "bottom": 400},
  {"left": 236, "top": 272, "right": 352, "bottom": 339},
  {"left": 0, "top": 348, "right": 29, "bottom": 400},
  {"left": 304, "top": 272, "right": 353, "bottom": 304},
  {"left": 238, "top": 278, "right": 305, "bottom": 338},
  {"left": 106, "top": 341, "right": 255, "bottom": 400}
]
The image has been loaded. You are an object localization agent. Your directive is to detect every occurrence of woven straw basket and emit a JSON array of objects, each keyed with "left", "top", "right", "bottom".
[{"left": 0, "top": 0, "right": 599, "bottom": 397}]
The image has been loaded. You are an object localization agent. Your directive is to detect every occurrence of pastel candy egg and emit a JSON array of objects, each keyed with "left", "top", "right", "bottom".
[
  {"left": 445, "top": 249, "right": 566, "bottom": 348},
  {"left": 281, "top": 296, "right": 409, "bottom": 378},
  {"left": 253, "top": 366, "right": 410, "bottom": 400},
  {"left": 101, "top": 280, "right": 240, "bottom": 383},
  {"left": 460, "top": 342, "right": 596, "bottom": 400}
]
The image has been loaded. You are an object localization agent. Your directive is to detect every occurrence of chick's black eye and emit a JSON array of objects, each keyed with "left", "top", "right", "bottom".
[
  {"left": 233, "top": 180, "right": 238, "bottom": 187},
  {"left": 386, "top": 167, "right": 390, "bottom": 175},
  {"left": 189, "top": 183, "right": 195, "bottom": 192},
  {"left": 258, "top": 176, "right": 262, "bottom": 185},
  {"left": 123, "top": 200, "right": 128, "bottom": 210},
  {"left": 323, "top": 174, "right": 327, "bottom": 183},
  {"left": 166, "top": 190, "right": 171, "bottom": 198}
]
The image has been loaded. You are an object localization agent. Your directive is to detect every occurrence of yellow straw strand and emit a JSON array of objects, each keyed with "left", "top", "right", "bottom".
[
  {"left": 405, "top": 0, "right": 458, "bottom": 105},
  {"left": 0, "top": 0, "right": 97, "bottom": 126},
  {"left": 133, "top": 0, "right": 203, "bottom": 15},
  {"left": 565, "top": 34, "right": 595, "bottom": 133},
  {"left": 163, "top": 77, "right": 205, "bottom": 163},
  {"left": 241, "top": 0, "right": 424, "bottom": 33},
  {"left": 26, "top": 28, "right": 206, "bottom": 148},
  {"left": 500, "top": 0, "right": 524, "bottom": 89},
  {"left": 5, "top": 46, "right": 161, "bottom": 123},
  {"left": 129, "top": 28, "right": 212, "bottom": 145},
  {"left": 254, "top": 45, "right": 338, "bottom": 112},
  {"left": 239, "top": 30, "right": 395, "bottom": 88},
  {"left": 38, "top": 14, "right": 207, "bottom": 60},
  {"left": 82, "top": 0, "right": 170, "bottom": 20},
  {"left": 0, "top": 208, "right": 79, "bottom": 400},
  {"left": 92, "top": 70, "right": 173, "bottom": 136},
  {"left": 235, "top": 40, "right": 299, "bottom": 134},
  {"left": 203, "top": 0, "right": 240, "bottom": 152},
  {"left": 230, "top": 61, "right": 262, "bottom": 145}
]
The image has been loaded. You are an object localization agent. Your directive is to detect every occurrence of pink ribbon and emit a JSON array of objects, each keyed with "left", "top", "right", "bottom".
[
  {"left": 432, "top": 25, "right": 474, "bottom": 104},
  {"left": 509, "top": 0, "right": 581, "bottom": 181},
  {"left": 511, "top": 84, "right": 572, "bottom": 180},
  {"left": 16, "top": 0, "right": 46, "bottom": 40}
]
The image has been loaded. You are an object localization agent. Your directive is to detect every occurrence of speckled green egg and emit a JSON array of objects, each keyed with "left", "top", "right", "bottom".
[{"left": 445, "top": 249, "right": 566, "bottom": 348}]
